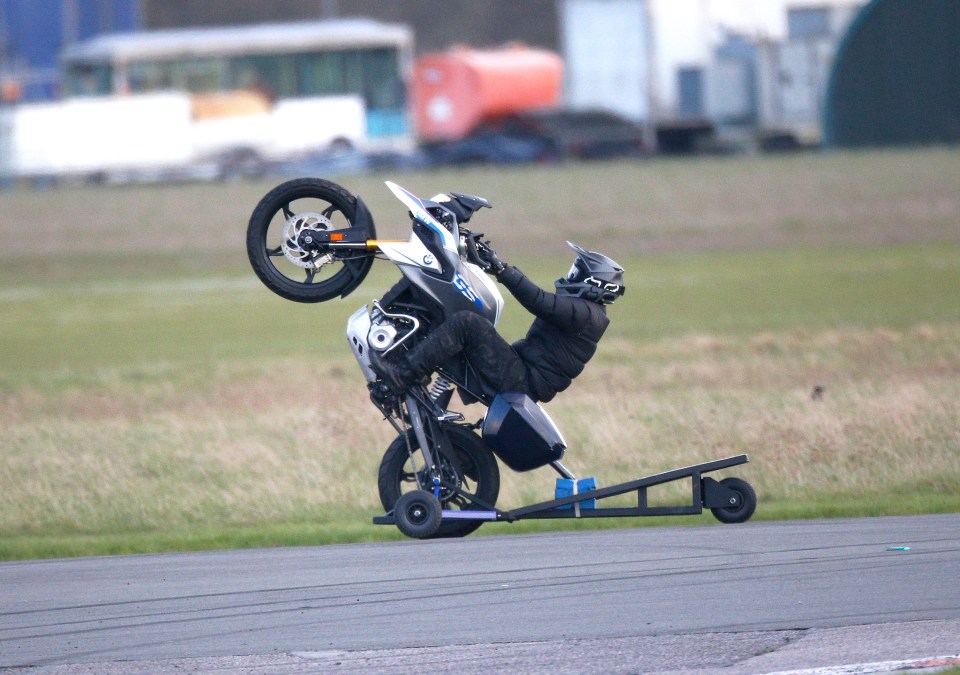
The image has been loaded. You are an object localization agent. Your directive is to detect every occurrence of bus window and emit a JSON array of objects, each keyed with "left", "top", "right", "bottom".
[
  {"left": 65, "top": 64, "right": 112, "bottom": 96},
  {"left": 172, "top": 58, "right": 226, "bottom": 93},
  {"left": 230, "top": 55, "right": 293, "bottom": 100},
  {"left": 127, "top": 61, "right": 173, "bottom": 93},
  {"left": 361, "top": 48, "right": 404, "bottom": 110},
  {"left": 296, "top": 51, "right": 342, "bottom": 97}
]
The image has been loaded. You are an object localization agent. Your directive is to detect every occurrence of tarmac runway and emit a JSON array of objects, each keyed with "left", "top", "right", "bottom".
[{"left": 2, "top": 513, "right": 958, "bottom": 673}]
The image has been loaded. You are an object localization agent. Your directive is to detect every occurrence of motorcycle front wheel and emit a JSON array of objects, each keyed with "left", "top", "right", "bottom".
[
  {"left": 246, "top": 178, "right": 375, "bottom": 303},
  {"left": 378, "top": 424, "right": 500, "bottom": 538}
]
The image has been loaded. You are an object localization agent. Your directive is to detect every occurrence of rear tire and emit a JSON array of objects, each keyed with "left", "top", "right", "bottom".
[
  {"left": 378, "top": 425, "right": 500, "bottom": 538},
  {"left": 246, "top": 178, "right": 374, "bottom": 303}
]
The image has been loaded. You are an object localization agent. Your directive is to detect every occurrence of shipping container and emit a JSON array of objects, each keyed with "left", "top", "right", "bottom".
[
  {"left": 702, "top": 33, "right": 759, "bottom": 127},
  {"left": 559, "top": 0, "right": 653, "bottom": 123},
  {"left": 756, "top": 5, "right": 859, "bottom": 145}
]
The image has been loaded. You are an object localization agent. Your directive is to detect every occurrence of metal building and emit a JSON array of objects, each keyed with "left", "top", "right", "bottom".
[{"left": 824, "top": 0, "right": 960, "bottom": 147}]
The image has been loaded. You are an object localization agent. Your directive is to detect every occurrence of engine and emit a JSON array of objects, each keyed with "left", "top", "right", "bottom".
[{"left": 346, "top": 302, "right": 422, "bottom": 383}]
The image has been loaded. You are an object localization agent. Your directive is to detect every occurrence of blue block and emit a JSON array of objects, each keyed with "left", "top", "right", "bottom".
[{"left": 555, "top": 477, "right": 597, "bottom": 510}]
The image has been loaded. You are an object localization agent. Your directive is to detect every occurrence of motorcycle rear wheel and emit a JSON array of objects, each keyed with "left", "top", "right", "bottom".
[
  {"left": 246, "top": 178, "right": 375, "bottom": 303},
  {"left": 378, "top": 424, "right": 500, "bottom": 538}
]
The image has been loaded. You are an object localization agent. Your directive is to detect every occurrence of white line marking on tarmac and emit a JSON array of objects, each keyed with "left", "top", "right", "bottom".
[{"left": 765, "top": 654, "right": 960, "bottom": 675}]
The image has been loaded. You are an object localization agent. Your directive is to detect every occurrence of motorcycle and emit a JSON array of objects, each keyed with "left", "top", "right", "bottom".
[
  {"left": 246, "top": 178, "right": 569, "bottom": 538},
  {"left": 246, "top": 178, "right": 757, "bottom": 539}
]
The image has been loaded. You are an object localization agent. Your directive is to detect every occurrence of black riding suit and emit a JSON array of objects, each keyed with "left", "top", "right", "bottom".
[{"left": 405, "top": 265, "right": 610, "bottom": 402}]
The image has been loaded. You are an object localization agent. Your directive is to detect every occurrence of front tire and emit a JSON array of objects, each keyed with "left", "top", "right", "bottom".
[
  {"left": 246, "top": 178, "right": 374, "bottom": 303},
  {"left": 378, "top": 425, "right": 500, "bottom": 538}
]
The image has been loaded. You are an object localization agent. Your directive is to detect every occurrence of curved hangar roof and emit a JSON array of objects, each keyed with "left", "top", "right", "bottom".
[{"left": 825, "top": 0, "right": 960, "bottom": 148}]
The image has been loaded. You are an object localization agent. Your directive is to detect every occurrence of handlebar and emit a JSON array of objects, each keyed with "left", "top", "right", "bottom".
[
  {"left": 463, "top": 229, "right": 496, "bottom": 271},
  {"left": 464, "top": 230, "right": 482, "bottom": 267}
]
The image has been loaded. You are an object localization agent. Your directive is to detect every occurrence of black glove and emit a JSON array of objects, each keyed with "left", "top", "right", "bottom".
[{"left": 478, "top": 242, "right": 506, "bottom": 274}]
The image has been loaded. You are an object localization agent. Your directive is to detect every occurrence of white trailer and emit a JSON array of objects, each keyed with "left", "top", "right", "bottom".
[
  {"left": 190, "top": 94, "right": 367, "bottom": 162},
  {"left": 0, "top": 93, "right": 195, "bottom": 179},
  {"left": 0, "top": 92, "right": 366, "bottom": 183},
  {"left": 559, "top": 0, "right": 654, "bottom": 123}
]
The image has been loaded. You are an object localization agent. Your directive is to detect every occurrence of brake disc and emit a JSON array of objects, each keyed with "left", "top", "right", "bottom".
[{"left": 280, "top": 212, "right": 332, "bottom": 269}]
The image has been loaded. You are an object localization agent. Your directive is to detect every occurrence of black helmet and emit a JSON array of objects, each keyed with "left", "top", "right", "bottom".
[{"left": 554, "top": 241, "right": 625, "bottom": 305}]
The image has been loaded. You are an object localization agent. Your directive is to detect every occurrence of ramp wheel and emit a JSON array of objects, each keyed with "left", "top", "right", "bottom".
[
  {"left": 710, "top": 477, "right": 757, "bottom": 524},
  {"left": 394, "top": 490, "right": 443, "bottom": 539}
]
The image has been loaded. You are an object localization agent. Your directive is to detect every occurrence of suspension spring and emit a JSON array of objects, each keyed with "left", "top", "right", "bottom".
[{"left": 428, "top": 374, "right": 454, "bottom": 401}]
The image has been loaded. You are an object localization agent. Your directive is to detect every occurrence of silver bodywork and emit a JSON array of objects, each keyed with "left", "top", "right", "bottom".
[{"left": 346, "top": 182, "right": 505, "bottom": 383}]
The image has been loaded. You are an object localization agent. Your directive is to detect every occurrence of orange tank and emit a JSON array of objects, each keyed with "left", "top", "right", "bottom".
[{"left": 413, "top": 46, "right": 563, "bottom": 141}]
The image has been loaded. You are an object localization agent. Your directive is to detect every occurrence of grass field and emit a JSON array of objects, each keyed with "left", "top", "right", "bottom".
[{"left": 1, "top": 147, "right": 959, "bottom": 560}]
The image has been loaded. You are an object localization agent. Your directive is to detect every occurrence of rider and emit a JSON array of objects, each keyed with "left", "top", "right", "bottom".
[{"left": 369, "top": 233, "right": 625, "bottom": 403}]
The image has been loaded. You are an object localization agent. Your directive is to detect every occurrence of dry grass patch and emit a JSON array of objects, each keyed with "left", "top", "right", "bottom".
[
  {"left": 497, "top": 325, "right": 960, "bottom": 510},
  {"left": 0, "top": 360, "right": 395, "bottom": 535},
  {"left": 2, "top": 323, "right": 957, "bottom": 539}
]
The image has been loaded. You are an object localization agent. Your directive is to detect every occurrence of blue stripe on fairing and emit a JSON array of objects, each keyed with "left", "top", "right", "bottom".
[{"left": 393, "top": 183, "right": 456, "bottom": 250}]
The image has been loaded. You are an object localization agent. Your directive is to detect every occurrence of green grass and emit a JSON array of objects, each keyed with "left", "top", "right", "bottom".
[
  {"left": 1, "top": 147, "right": 959, "bottom": 560},
  {"left": 4, "top": 243, "right": 957, "bottom": 382}
]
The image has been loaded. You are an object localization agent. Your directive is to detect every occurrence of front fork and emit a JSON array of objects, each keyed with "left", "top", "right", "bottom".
[
  {"left": 403, "top": 393, "right": 455, "bottom": 499},
  {"left": 370, "top": 381, "right": 458, "bottom": 499}
]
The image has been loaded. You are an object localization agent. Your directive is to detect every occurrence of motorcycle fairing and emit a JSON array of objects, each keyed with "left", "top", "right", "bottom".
[
  {"left": 385, "top": 181, "right": 459, "bottom": 255},
  {"left": 346, "top": 305, "right": 377, "bottom": 382},
  {"left": 346, "top": 181, "right": 504, "bottom": 392},
  {"left": 377, "top": 236, "right": 444, "bottom": 274},
  {"left": 459, "top": 261, "right": 504, "bottom": 325},
  {"left": 380, "top": 181, "right": 504, "bottom": 326},
  {"left": 397, "top": 261, "right": 502, "bottom": 325}
]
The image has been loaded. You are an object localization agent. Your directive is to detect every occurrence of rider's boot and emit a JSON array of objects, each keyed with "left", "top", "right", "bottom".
[{"left": 369, "top": 350, "right": 418, "bottom": 394}]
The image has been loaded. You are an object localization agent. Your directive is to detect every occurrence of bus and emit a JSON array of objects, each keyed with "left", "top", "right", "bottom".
[{"left": 59, "top": 19, "right": 414, "bottom": 150}]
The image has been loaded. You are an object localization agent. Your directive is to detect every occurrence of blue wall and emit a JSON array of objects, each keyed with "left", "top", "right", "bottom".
[{"left": 2, "top": 0, "right": 141, "bottom": 101}]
